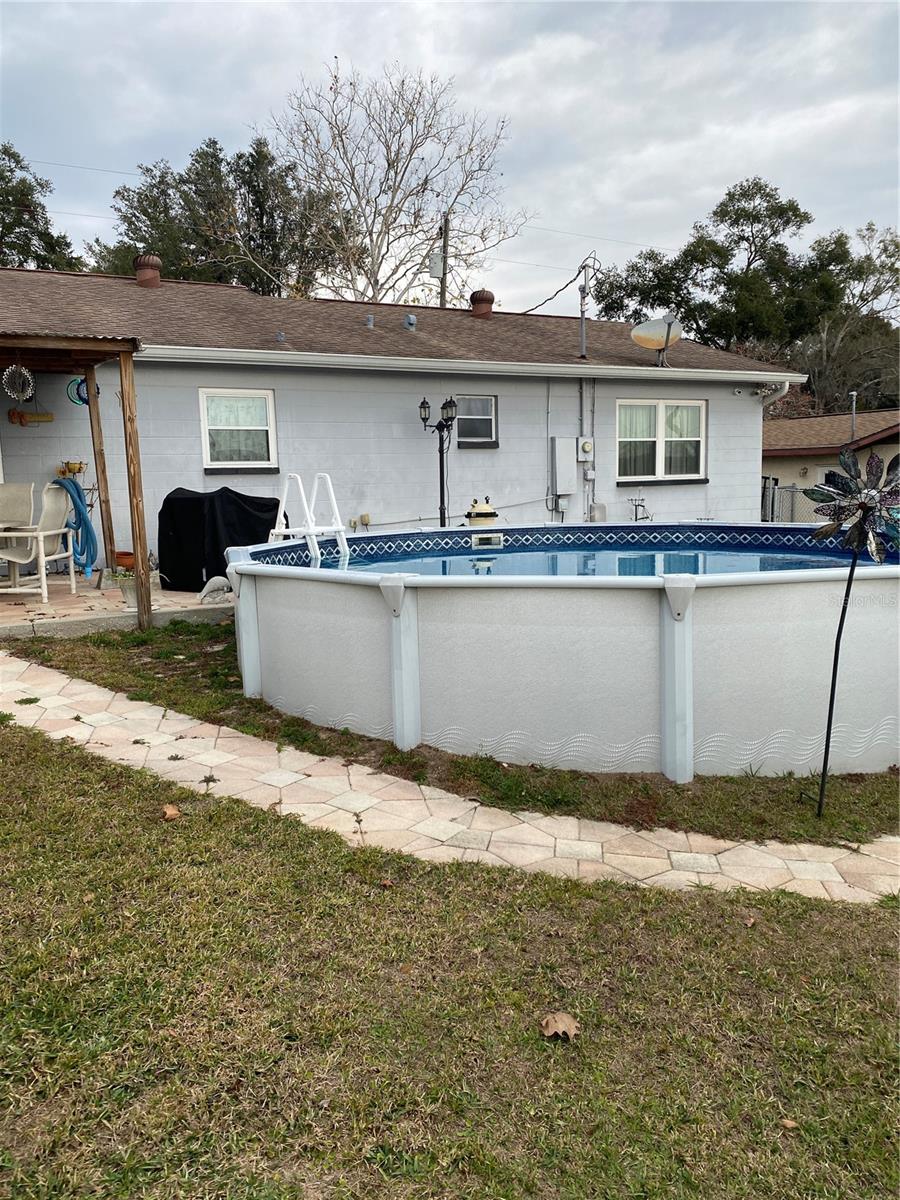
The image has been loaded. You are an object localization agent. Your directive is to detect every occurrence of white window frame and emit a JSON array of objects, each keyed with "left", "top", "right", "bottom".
[
  {"left": 456, "top": 394, "right": 498, "bottom": 447},
  {"left": 616, "top": 399, "right": 707, "bottom": 482},
  {"left": 199, "top": 388, "right": 278, "bottom": 469}
]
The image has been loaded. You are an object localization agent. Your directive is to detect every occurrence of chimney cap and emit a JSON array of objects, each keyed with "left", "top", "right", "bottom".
[{"left": 470, "top": 288, "right": 494, "bottom": 305}]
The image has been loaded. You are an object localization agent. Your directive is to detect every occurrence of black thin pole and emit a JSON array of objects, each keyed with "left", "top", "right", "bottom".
[
  {"left": 438, "top": 426, "right": 448, "bottom": 527},
  {"left": 817, "top": 549, "right": 859, "bottom": 817},
  {"left": 439, "top": 214, "right": 450, "bottom": 309}
]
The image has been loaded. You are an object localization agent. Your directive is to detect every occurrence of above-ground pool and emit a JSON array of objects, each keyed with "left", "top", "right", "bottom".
[
  {"left": 227, "top": 523, "right": 899, "bottom": 783},
  {"left": 323, "top": 543, "right": 854, "bottom": 577}
]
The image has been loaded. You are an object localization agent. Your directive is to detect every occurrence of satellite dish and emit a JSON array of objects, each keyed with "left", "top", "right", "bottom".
[
  {"left": 631, "top": 314, "right": 683, "bottom": 350},
  {"left": 630, "top": 313, "right": 683, "bottom": 366}
]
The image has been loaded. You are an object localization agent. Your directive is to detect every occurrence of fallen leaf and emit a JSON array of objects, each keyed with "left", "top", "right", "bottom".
[
  {"left": 379, "top": 879, "right": 395, "bottom": 889},
  {"left": 744, "top": 916, "right": 756, "bottom": 928},
  {"left": 539, "top": 1011, "right": 580, "bottom": 1041},
  {"left": 779, "top": 1118, "right": 798, "bottom": 1130},
  {"left": 162, "top": 804, "right": 182, "bottom": 821}
]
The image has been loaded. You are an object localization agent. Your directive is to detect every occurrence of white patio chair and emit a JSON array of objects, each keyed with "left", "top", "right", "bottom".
[
  {"left": 0, "top": 482, "right": 34, "bottom": 531},
  {"left": 0, "top": 482, "right": 33, "bottom": 554},
  {"left": 0, "top": 483, "right": 75, "bottom": 603}
]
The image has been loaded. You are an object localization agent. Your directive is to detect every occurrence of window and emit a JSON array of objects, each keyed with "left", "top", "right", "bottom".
[
  {"left": 617, "top": 400, "right": 706, "bottom": 481},
  {"left": 456, "top": 395, "right": 498, "bottom": 447},
  {"left": 199, "top": 389, "right": 277, "bottom": 470}
]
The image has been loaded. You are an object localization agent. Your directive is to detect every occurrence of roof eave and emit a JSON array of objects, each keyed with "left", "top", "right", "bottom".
[
  {"left": 139, "top": 343, "right": 807, "bottom": 384},
  {"left": 764, "top": 425, "right": 900, "bottom": 456}
]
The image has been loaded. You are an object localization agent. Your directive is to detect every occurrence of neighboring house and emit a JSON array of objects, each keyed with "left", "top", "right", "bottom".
[
  {"left": 0, "top": 260, "right": 806, "bottom": 563},
  {"left": 763, "top": 409, "right": 900, "bottom": 488}
]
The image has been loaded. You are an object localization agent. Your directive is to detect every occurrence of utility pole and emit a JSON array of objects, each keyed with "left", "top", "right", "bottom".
[{"left": 439, "top": 212, "right": 450, "bottom": 308}]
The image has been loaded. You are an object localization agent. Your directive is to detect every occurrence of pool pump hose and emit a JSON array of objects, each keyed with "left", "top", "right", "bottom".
[{"left": 51, "top": 477, "right": 98, "bottom": 579}]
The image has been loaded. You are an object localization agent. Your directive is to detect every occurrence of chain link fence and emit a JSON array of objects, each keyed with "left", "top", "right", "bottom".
[{"left": 761, "top": 478, "right": 822, "bottom": 523}]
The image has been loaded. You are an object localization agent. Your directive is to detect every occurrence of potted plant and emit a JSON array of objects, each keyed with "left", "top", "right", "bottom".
[{"left": 114, "top": 567, "right": 137, "bottom": 610}]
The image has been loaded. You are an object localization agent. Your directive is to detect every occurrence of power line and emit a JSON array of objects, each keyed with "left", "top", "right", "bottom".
[
  {"left": 26, "top": 157, "right": 679, "bottom": 254},
  {"left": 31, "top": 158, "right": 141, "bottom": 177},
  {"left": 487, "top": 254, "right": 580, "bottom": 273},
  {"left": 521, "top": 255, "right": 601, "bottom": 315},
  {"left": 523, "top": 223, "right": 677, "bottom": 253},
  {"left": 48, "top": 208, "right": 117, "bottom": 221}
]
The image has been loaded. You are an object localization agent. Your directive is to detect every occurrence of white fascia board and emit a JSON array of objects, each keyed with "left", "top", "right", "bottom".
[{"left": 139, "top": 343, "right": 807, "bottom": 385}]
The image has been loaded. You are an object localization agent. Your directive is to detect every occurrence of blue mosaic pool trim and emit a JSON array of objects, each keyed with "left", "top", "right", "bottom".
[{"left": 249, "top": 523, "right": 895, "bottom": 569}]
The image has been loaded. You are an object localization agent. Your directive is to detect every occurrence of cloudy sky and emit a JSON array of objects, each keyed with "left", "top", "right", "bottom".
[{"left": 1, "top": 0, "right": 897, "bottom": 313}]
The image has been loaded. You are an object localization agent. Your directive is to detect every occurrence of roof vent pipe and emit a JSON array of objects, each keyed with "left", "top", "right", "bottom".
[
  {"left": 133, "top": 253, "right": 162, "bottom": 289},
  {"left": 470, "top": 288, "right": 494, "bottom": 319}
]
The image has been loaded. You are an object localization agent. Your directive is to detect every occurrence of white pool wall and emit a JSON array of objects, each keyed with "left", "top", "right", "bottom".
[
  {"left": 228, "top": 541, "right": 899, "bottom": 781},
  {"left": 691, "top": 574, "right": 899, "bottom": 774}
]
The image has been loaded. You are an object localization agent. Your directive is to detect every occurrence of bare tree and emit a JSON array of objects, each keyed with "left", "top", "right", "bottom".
[{"left": 271, "top": 62, "right": 527, "bottom": 303}]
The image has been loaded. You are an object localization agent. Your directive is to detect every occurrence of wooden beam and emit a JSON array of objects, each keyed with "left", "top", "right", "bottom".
[
  {"left": 84, "top": 364, "right": 116, "bottom": 570},
  {"left": 0, "top": 335, "right": 137, "bottom": 354},
  {"left": 118, "top": 351, "right": 152, "bottom": 630}
]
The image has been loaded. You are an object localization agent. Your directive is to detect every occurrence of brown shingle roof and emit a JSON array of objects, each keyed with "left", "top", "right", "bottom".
[
  {"left": 763, "top": 411, "right": 900, "bottom": 456},
  {"left": 0, "top": 267, "right": 790, "bottom": 374}
]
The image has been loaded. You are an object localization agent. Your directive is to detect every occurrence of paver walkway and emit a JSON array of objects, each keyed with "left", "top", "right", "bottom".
[{"left": 2, "top": 651, "right": 897, "bottom": 903}]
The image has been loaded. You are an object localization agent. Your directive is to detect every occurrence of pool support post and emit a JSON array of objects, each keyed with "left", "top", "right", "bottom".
[
  {"left": 379, "top": 575, "right": 422, "bottom": 751},
  {"left": 660, "top": 575, "right": 696, "bottom": 784},
  {"left": 226, "top": 555, "right": 262, "bottom": 699}
]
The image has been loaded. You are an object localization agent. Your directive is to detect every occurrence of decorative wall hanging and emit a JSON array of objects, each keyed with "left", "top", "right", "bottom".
[
  {"left": 7, "top": 408, "right": 53, "bottom": 426},
  {"left": 67, "top": 376, "right": 99, "bottom": 406},
  {"left": 2, "top": 364, "right": 35, "bottom": 404}
]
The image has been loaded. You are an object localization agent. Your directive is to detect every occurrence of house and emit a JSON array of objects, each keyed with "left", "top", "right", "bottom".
[
  {"left": 0, "top": 258, "right": 805, "bottom": 604},
  {"left": 763, "top": 409, "right": 900, "bottom": 491}
]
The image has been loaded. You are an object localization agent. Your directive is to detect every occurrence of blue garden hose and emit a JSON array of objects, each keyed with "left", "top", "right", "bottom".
[{"left": 51, "top": 478, "right": 98, "bottom": 579}]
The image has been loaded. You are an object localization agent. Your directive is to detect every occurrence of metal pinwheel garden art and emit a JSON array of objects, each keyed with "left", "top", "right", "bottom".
[{"left": 802, "top": 447, "right": 899, "bottom": 816}]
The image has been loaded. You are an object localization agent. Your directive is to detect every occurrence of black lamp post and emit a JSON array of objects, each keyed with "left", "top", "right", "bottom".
[{"left": 419, "top": 396, "right": 457, "bottom": 526}]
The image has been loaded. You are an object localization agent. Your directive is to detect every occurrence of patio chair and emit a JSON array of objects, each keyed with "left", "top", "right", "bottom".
[
  {"left": 0, "top": 483, "right": 75, "bottom": 604},
  {"left": 0, "top": 482, "right": 34, "bottom": 530},
  {"left": 0, "top": 482, "right": 34, "bottom": 555}
]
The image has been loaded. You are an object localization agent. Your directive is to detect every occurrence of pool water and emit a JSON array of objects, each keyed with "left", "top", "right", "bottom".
[{"left": 324, "top": 543, "right": 854, "bottom": 577}]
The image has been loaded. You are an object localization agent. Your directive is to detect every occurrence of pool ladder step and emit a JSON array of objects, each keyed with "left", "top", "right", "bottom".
[{"left": 269, "top": 472, "right": 349, "bottom": 566}]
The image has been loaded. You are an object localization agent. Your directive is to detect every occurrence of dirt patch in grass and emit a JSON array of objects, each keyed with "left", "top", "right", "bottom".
[
  {"left": 0, "top": 723, "right": 897, "bottom": 1199},
  {"left": 6, "top": 620, "right": 898, "bottom": 847}
]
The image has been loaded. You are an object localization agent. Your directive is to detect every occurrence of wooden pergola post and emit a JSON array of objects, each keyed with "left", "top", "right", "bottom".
[
  {"left": 117, "top": 350, "right": 152, "bottom": 630},
  {"left": 83, "top": 363, "right": 116, "bottom": 570}
]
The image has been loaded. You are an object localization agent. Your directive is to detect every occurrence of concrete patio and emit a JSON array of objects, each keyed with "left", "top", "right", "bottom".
[
  {"left": 0, "top": 573, "right": 233, "bottom": 637},
  {"left": 1, "top": 650, "right": 897, "bottom": 902}
]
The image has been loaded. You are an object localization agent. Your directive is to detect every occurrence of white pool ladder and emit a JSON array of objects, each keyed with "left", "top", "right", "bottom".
[{"left": 268, "top": 472, "right": 350, "bottom": 566}]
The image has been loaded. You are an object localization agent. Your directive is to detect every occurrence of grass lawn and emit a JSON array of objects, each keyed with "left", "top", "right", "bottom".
[
  {"left": 0, "top": 722, "right": 897, "bottom": 1199},
  {"left": 8, "top": 620, "right": 898, "bottom": 848}
]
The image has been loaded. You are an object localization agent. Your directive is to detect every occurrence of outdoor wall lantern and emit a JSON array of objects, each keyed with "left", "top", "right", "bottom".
[{"left": 419, "top": 396, "right": 457, "bottom": 527}]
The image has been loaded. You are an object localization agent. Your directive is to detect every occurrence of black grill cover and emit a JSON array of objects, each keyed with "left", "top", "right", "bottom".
[{"left": 157, "top": 487, "right": 282, "bottom": 591}]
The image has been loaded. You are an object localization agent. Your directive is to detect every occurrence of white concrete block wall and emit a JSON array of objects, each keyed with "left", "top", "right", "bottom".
[{"left": 0, "top": 361, "right": 766, "bottom": 559}]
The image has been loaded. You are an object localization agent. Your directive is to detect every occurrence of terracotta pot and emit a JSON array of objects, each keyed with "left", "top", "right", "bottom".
[{"left": 115, "top": 551, "right": 135, "bottom": 570}]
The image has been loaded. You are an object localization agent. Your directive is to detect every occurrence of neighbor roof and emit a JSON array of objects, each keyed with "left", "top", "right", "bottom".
[
  {"left": 763, "top": 410, "right": 900, "bottom": 456},
  {"left": 0, "top": 266, "right": 788, "bottom": 375}
]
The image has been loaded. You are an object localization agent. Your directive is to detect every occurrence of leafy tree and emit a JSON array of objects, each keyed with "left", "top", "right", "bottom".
[
  {"left": 789, "top": 224, "right": 899, "bottom": 412},
  {"left": 0, "top": 142, "right": 82, "bottom": 270},
  {"left": 271, "top": 62, "right": 527, "bottom": 302},
  {"left": 89, "top": 137, "right": 349, "bottom": 296},
  {"left": 594, "top": 179, "right": 899, "bottom": 413},
  {"left": 592, "top": 177, "right": 842, "bottom": 352}
]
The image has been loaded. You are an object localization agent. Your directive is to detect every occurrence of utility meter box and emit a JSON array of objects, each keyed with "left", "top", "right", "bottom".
[
  {"left": 576, "top": 437, "right": 594, "bottom": 462},
  {"left": 550, "top": 436, "right": 578, "bottom": 495}
]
